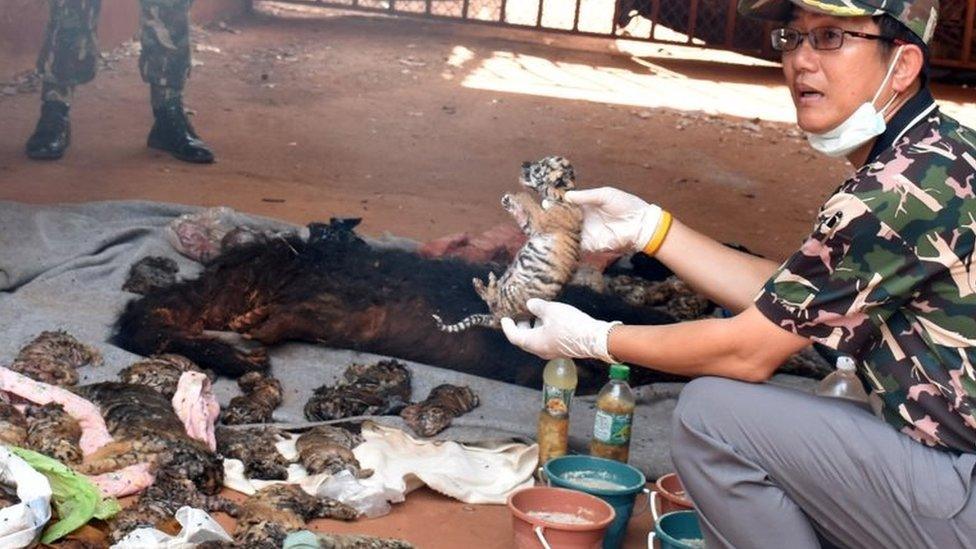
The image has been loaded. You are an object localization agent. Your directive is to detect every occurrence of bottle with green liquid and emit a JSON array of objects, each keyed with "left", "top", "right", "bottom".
[
  {"left": 537, "top": 357, "right": 578, "bottom": 466},
  {"left": 590, "top": 363, "right": 635, "bottom": 463}
]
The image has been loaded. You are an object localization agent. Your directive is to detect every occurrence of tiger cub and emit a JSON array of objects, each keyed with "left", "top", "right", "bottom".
[{"left": 434, "top": 156, "right": 582, "bottom": 332}]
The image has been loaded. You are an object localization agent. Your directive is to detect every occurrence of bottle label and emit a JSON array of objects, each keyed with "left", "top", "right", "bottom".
[
  {"left": 543, "top": 384, "right": 573, "bottom": 418},
  {"left": 593, "top": 410, "right": 632, "bottom": 446}
]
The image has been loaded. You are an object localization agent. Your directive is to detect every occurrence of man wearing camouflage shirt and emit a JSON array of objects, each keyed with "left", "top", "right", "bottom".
[
  {"left": 502, "top": 0, "right": 976, "bottom": 546},
  {"left": 26, "top": 0, "right": 214, "bottom": 163}
]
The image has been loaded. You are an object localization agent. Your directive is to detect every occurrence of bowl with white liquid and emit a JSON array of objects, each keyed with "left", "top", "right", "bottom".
[
  {"left": 508, "top": 486, "right": 616, "bottom": 549},
  {"left": 543, "top": 455, "right": 648, "bottom": 549}
]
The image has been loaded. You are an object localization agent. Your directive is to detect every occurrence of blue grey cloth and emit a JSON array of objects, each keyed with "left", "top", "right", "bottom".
[{"left": 1, "top": 200, "right": 810, "bottom": 479}]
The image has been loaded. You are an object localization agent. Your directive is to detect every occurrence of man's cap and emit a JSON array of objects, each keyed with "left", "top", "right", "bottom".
[{"left": 738, "top": 0, "right": 939, "bottom": 44}]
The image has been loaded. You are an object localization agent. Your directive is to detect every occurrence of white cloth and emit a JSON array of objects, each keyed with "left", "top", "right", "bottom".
[
  {"left": 111, "top": 506, "right": 232, "bottom": 548},
  {"left": 352, "top": 422, "right": 537, "bottom": 504},
  {"left": 221, "top": 434, "right": 395, "bottom": 518},
  {"left": 0, "top": 445, "right": 53, "bottom": 549},
  {"left": 222, "top": 423, "right": 536, "bottom": 516}
]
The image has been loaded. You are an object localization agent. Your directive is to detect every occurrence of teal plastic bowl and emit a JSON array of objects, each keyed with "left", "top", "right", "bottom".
[
  {"left": 649, "top": 510, "right": 704, "bottom": 548},
  {"left": 543, "top": 455, "right": 648, "bottom": 549}
]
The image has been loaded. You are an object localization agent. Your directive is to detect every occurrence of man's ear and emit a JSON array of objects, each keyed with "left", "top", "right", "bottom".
[{"left": 890, "top": 44, "right": 924, "bottom": 93}]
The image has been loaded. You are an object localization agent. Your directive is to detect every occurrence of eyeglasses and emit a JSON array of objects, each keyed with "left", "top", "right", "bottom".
[{"left": 770, "top": 26, "right": 904, "bottom": 52}]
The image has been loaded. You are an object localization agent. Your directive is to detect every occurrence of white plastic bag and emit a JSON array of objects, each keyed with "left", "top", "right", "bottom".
[
  {"left": 165, "top": 207, "right": 244, "bottom": 263},
  {"left": 111, "top": 506, "right": 232, "bottom": 548},
  {"left": 0, "top": 445, "right": 52, "bottom": 549},
  {"left": 306, "top": 469, "right": 395, "bottom": 519}
]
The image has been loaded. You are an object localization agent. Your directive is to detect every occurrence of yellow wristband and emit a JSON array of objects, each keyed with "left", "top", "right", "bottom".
[{"left": 642, "top": 210, "right": 673, "bottom": 256}]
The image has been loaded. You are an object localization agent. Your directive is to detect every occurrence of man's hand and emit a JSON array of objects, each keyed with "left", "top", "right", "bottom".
[
  {"left": 501, "top": 299, "right": 619, "bottom": 363},
  {"left": 565, "top": 187, "right": 664, "bottom": 254}
]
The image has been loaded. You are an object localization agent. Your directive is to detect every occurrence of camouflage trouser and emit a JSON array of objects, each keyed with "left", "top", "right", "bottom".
[{"left": 36, "top": 0, "right": 194, "bottom": 107}]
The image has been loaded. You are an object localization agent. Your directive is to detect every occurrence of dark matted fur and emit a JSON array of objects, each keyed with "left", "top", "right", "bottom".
[
  {"left": 220, "top": 372, "right": 283, "bottom": 425},
  {"left": 107, "top": 472, "right": 238, "bottom": 543},
  {"left": 24, "top": 402, "right": 83, "bottom": 464},
  {"left": 71, "top": 382, "right": 224, "bottom": 497},
  {"left": 11, "top": 330, "right": 102, "bottom": 386},
  {"left": 225, "top": 484, "right": 358, "bottom": 548},
  {"left": 0, "top": 401, "right": 28, "bottom": 447},
  {"left": 118, "top": 353, "right": 211, "bottom": 398},
  {"left": 295, "top": 425, "right": 369, "bottom": 477},
  {"left": 216, "top": 425, "right": 290, "bottom": 480},
  {"left": 123, "top": 256, "right": 179, "bottom": 295},
  {"left": 304, "top": 360, "right": 411, "bottom": 422},
  {"left": 399, "top": 384, "right": 479, "bottom": 437},
  {"left": 114, "top": 219, "right": 680, "bottom": 394}
]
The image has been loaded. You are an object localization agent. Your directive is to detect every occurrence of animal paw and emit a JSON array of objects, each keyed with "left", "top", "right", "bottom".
[
  {"left": 217, "top": 346, "right": 270, "bottom": 378},
  {"left": 501, "top": 194, "right": 514, "bottom": 212},
  {"left": 229, "top": 306, "right": 270, "bottom": 332},
  {"left": 472, "top": 278, "right": 487, "bottom": 299}
]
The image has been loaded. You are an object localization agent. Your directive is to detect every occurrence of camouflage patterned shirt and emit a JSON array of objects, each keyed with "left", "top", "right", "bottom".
[{"left": 755, "top": 89, "right": 976, "bottom": 453}]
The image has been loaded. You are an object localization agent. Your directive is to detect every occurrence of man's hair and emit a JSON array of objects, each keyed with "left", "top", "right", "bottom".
[{"left": 875, "top": 14, "right": 930, "bottom": 84}]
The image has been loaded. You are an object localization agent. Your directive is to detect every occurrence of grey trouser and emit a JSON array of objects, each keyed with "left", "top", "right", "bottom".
[{"left": 671, "top": 377, "right": 976, "bottom": 548}]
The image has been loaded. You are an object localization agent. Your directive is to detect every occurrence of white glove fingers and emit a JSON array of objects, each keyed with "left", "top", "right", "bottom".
[
  {"left": 525, "top": 298, "right": 549, "bottom": 317},
  {"left": 564, "top": 188, "right": 605, "bottom": 206},
  {"left": 500, "top": 317, "right": 525, "bottom": 347}
]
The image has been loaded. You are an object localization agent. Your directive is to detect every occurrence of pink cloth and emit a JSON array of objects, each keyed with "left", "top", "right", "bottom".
[
  {"left": 88, "top": 463, "right": 156, "bottom": 497},
  {"left": 419, "top": 223, "right": 619, "bottom": 271},
  {"left": 0, "top": 367, "right": 112, "bottom": 454},
  {"left": 172, "top": 371, "right": 220, "bottom": 452},
  {"left": 419, "top": 224, "right": 525, "bottom": 264}
]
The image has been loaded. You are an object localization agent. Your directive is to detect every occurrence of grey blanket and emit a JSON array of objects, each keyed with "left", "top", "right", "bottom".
[{"left": 0, "top": 200, "right": 815, "bottom": 480}]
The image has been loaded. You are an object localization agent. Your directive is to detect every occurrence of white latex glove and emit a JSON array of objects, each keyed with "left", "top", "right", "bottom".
[
  {"left": 501, "top": 299, "right": 620, "bottom": 363},
  {"left": 564, "top": 187, "right": 664, "bottom": 254}
]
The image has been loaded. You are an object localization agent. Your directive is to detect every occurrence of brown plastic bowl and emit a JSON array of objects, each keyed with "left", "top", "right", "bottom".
[
  {"left": 654, "top": 473, "right": 694, "bottom": 518},
  {"left": 508, "top": 486, "right": 616, "bottom": 549}
]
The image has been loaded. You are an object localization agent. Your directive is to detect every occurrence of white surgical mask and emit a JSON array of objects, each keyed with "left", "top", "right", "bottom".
[{"left": 806, "top": 47, "right": 903, "bottom": 158}]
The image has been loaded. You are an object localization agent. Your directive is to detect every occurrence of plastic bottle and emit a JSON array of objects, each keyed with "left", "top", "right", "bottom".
[
  {"left": 816, "top": 356, "right": 870, "bottom": 404},
  {"left": 537, "top": 358, "right": 578, "bottom": 466},
  {"left": 590, "top": 363, "right": 636, "bottom": 463}
]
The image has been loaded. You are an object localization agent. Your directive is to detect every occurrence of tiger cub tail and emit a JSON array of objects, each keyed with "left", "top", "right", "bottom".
[{"left": 432, "top": 314, "right": 496, "bottom": 333}]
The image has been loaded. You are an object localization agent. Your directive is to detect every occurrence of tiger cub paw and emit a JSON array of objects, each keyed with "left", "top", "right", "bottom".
[
  {"left": 472, "top": 277, "right": 487, "bottom": 298},
  {"left": 501, "top": 194, "right": 514, "bottom": 212}
]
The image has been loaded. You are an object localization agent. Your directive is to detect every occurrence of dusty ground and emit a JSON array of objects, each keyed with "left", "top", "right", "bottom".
[
  {"left": 1, "top": 4, "right": 972, "bottom": 260},
  {"left": 0, "top": 1, "right": 892, "bottom": 260},
  {"left": 1, "top": 4, "right": 975, "bottom": 548}
]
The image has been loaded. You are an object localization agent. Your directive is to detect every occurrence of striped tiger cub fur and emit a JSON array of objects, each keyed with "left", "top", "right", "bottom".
[{"left": 434, "top": 156, "right": 583, "bottom": 332}]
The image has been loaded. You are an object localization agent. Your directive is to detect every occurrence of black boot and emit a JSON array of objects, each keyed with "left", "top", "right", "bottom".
[
  {"left": 147, "top": 98, "right": 215, "bottom": 164},
  {"left": 25, "top": 101, "right": 71, "bottom": 160}
]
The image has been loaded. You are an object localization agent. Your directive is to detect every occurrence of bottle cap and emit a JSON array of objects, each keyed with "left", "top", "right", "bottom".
[
  {"left": 836, "top": 356, "right": 856, "bottom": 372},
  {"left": 609, "top": 363, "right": 630, "bottom": 381}
]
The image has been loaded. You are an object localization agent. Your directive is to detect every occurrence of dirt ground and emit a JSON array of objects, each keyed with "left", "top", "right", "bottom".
[
  {"left": 0, "top": 1, "right": 906, "bottom": 260},
  {"left": 0, "top": 4, "right": 972, "bottom": 260},
  {"left": 1, "top": 3, "right": 975, "bottom": 548}
]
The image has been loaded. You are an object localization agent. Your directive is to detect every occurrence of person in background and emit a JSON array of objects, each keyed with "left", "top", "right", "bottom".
[{"left": 26, "top": 0, "right": 214, "bottom": 163}]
